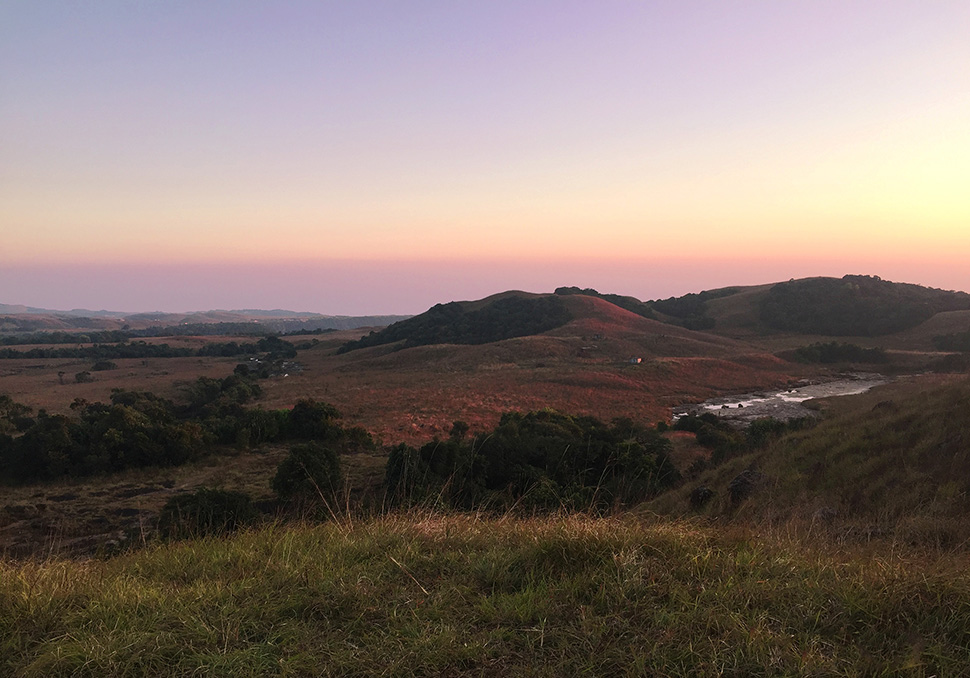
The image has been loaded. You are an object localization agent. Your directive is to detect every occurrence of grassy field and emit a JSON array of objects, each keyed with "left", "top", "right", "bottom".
[{"left": 3, "top": 512, "right": 969, "bottom": 677}]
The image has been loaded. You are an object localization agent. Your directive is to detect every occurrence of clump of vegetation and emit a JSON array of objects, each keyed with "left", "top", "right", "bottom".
[
  {"left": 0, "top": 335, "right": 297, "bottom": 361},
  {"left": 272, "top": 442, "right": 344, "bottom": 511},
  {"left": 673, "top": 412, "right": 811, "bottom": 475},
  {"left": 933, "top": 329, "right": 970, "bottom": 352},
  {"left": 0, "top": 371, "right": 365, "bottom": 483},
  {"left": 760, "top": 274, "right": 970, "bottom": 336},
  {"left": 385, "top": 411, "right": 680, "bottom": 511},
  {"left": 649, "top": 287, "right": 740, "bottom": 330},
  {"left": 157, "top": 487, "right": 258, "bottom": 539},
  {"left": 90, "top": 360, "right": 118, "bottom": 371},
  {"left": 339, "top": 295, "right": 572, "bottom": 353},
  {"left": 788, "top": 341, "right": 889, "bottom": 364},
  {"left": 73, "top": 371, "right": 93, "bottom": 383}
]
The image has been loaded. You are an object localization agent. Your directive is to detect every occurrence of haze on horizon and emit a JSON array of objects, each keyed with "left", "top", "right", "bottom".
[{"left": 2, "top": 1, "right": 968, "bottom": 315}]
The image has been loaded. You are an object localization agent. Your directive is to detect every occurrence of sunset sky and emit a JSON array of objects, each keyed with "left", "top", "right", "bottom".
[{"left": 2, "top": 1, "right": 968, "bottom": 314}]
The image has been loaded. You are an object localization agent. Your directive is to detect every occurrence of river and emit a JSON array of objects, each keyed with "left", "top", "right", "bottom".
[{"left": 672, "top": 374, "right": 889, "bottom": 426}]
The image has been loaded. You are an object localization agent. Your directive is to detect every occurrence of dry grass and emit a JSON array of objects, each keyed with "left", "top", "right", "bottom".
[{"left": 3, "top": 512, "right": 970, "bottom": 676}]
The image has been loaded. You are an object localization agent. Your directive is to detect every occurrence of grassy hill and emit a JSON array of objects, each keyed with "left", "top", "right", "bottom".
[
  {"left": 681, "top": 275, "right": 970, "bottom": 349},
  {"left": 4, "top": 513, "right": 970, "bottom": 676}
]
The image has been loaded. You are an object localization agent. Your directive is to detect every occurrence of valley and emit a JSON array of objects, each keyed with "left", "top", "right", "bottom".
[{"left": 3, "top": 275, "right": 970, "bottom": 675}]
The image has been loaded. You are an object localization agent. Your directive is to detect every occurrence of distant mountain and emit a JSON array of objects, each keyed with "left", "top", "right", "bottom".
[{"left": 0, "top": 304, "right": 411, "bottom": 333}]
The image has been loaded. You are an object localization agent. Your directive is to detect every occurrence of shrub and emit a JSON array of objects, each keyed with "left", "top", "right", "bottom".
[
  {"left": 157, "top": 488, "right": 257, "bottom": 539},
  {"left": 272, "top": 442, "right": 343, "bottom": 508}
]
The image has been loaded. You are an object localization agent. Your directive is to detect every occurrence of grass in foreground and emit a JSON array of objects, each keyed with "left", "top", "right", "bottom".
[{"left": 2, "top": 513, "right": 969, "bottom": 677}]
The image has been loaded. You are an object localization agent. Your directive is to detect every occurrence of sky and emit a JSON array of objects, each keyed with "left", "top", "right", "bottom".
[{"left": 2, "top": 1, "right": 968, "bottom": 314}]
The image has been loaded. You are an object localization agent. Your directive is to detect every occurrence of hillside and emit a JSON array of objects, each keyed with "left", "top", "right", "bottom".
[{"left": 650, "top": 373, "right": 970, "bottom": 544}]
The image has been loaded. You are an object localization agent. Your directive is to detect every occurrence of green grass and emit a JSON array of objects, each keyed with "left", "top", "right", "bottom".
[{"left": 3, "top": 513, "right": 970, "bottom": 676}]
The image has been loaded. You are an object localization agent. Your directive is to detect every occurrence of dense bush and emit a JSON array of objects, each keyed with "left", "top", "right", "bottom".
[
  {"left": 648, "top": 288, "right": 738, "bottom": 330},
  {"left": 674, "top": 413, "right": 811, "bottom": 467},
  {"left": 272, "top": 442, "right": 343, "bottom": 509},
  {"left": 0, "top": 336, "right": 297, "bottom": 361},
  {"left": 933, "top": 330, "right": 970, "bottom": 352},
  {"left": 0, "top": 376, "right": 362, "bottom": 483},
  {"left": 385, "top": 410, "right": 680, "bottom": 511},
  {"left": 157, "top": 488, "right": 258, "bottom": 539},
  {"left": 339, "top": 295, "right": 573, "bottom": 353}
]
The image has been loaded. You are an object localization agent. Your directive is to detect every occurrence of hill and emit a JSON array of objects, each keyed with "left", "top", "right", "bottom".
[
  {"left": 337, "top": 292, "right": 572, "bottom": 353},
  {"left": 663, "top": 275, "right": 970, "bottom": 348}
]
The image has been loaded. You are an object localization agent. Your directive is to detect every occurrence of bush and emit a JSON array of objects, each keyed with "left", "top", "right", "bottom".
[
  {"left": 91, "top": 360, "right": 118, "bottom": 371},
  {"left": 157, "top": 488, "right": 258, "bottom": 539},
  {"left": 74, "top": 371, "right": 93, "bottom": 383},
  {"left": 272, "top": 442, "right": 343, "bottom": 508},
  {"left": 385, "top": 410, "right": 681, "bottom": 511}
]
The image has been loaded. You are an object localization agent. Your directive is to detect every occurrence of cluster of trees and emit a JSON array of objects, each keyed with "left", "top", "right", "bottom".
[
  {"left": 0, "top": 391, "right": 206, "bottom": 482},
  {"left": 385, "top": 411, "right": 680, "bottom": 511},
  {"left": 0, "top": 336, "right": 298, "bottom": 361},
  {"left": 339, "top": 296, "right": 573, "bottom": 353},
  {"left": 650, "top": 288, "right": 739, "bottom": 331},
  {"left": 0, "top": 372, "right": 372, "bottom": 483},
  {"left": 933, "top": 330, "right": 970, "bottom": 352},
  {"left": 790, "top": 342, "right": 889, "bottom": 364},
  {"left": 0, "top": 330, "right": 133, "bottom": 346},
  {"left": 760, "top": 275, "right": 970, "bottom": 336}
]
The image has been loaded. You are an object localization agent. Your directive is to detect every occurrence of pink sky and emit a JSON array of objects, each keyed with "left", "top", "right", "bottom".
[
  {"left": 2, "top": 2, "right": 968, "bottom": 313},
  {"left": 1, "top": 255, "right": 965, "bottom": 316}
]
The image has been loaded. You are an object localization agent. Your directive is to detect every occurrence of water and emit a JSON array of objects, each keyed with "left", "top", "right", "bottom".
[{"left": 672, "top": 374, "right": 889, "bottom": 425}]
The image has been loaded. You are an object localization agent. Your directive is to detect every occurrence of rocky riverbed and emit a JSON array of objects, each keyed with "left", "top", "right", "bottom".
[{"left": 673, "top": 374, "right": 889, "bottom": 427}]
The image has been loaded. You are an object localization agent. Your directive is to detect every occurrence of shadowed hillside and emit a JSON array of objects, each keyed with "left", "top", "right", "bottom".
[
  {"left": 338, "top": 293, "right": 572, "bottom": 353},
  {"left": 650, "top": 374, "right": 970, "bottom": 544}
]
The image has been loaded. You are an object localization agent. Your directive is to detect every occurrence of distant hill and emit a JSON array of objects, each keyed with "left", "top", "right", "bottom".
[
  {"left": 0, "top": 305, "right": 411, "bottom": 334},
  {"left": 757, "top": 275, "right": 970, "bottom": 336},
  {"left": 646, "top": 275, "right": 970, "bottom": 349},
  {"left": 338, "top": 292, "right": 572, "bottom": 353}
]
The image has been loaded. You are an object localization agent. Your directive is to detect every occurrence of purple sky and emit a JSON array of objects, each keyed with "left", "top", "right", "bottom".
[{"left": 2, "top": 2, "right": 968, "bottom": 313}]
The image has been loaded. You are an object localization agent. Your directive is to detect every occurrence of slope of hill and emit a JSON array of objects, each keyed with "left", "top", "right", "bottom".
[{"left": 650, "top": 373, "right": 970, "bottom": 543}]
